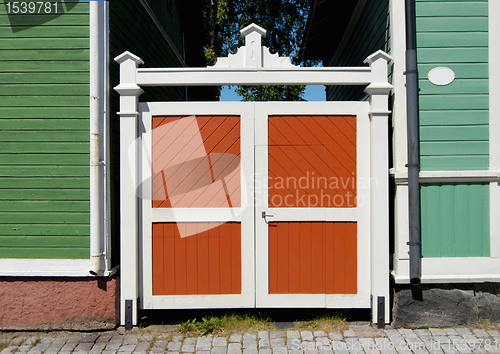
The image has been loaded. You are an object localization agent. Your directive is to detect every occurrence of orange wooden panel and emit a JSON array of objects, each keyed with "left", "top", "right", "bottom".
[
  {"left": 152, "top": 222, "right": 242, "bottom": 295},
  {"left": 152, "top": 116, "right": 241, "bottom": 208},
  {"left": 268, "top": 222, "right": 357, "bottom": 294},
  {"left": 268, "top": 116, "right": 356, "bottom": 208}
]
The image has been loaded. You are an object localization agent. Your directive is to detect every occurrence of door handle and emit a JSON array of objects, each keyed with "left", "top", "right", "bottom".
[{"left": 262, "top": 211, "right": 274, "bottom": 224}]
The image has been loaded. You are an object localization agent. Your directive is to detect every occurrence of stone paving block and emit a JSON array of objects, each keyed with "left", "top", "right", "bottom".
[
  {"left": 313, "top": 331, "right": 327, "bottom": 338},
  {"left": 213, "top": 337, "right": 227, "bottom": 347},
  {"left": 197, "top": 351, "right": 211, "bottom": 354},
  {"left": 212, "top": 347, "right": 227, "bottom": 354},
  {"left": 119, "top": 344, "right": 137, "bottom": 352},
  {"left": 473, "top": 329, "right": 490, "bottom": 338},
  {"left": 270, "top": 338, "right": 285, "bottom": 348},
  {"left": 196, "top": 337, "right": 213, "bottom": 351},
  {"left": 415, "top": 329, "right": 432, "bottom": 337},
  {"left": 373, "top": 338, "right": 398, "bottom": 354},
  {"left": 428, "top": 328, "right": 447, "bottom": 336},
  {"left": 487, "top": 330, "right": 500, "bottom": 337},
  {"left": 153, "top": 340, "right": 168, "bottom": 348},
  {"left": 184, "top": 338, "right": 197, "bottom": 345},
  {"left": 271, "top": 347, "right": 287, "bottom": 354},
  {"left": 140, "top": 333, "right": 154, "bottom": 342},
  {"left": 106, "top": 341, "right": 123, "bottom": 350},
  {"left": 123, "top": 335, "right": 140, "bottom": 345},
  {"left": 303, "top": 350, "right": 319, "bottom": 354},
  {"left": 169, "top": 342, "right": 183, "bottom": 351},
  {"left": 359, "top": 338, "right": 380, "bottom": 354},
  {"left": 344, "top": 338, "right": 364, "bottom": 354},
  {"left": 300, "top": 331, "right": 313, "bottom": 341},
  {"left": 229, "top": 343, "right": 242, "bottom": 351},
  {"left": 270, "top": 332, "right": 284, "bottom": 339},
  {"left": 327, "top": 332, "right": 342, "bottom": 341},
  {"left": 419, "top": 335, "right": 445, "bottom": 354},
  {"left": 441, "top": 341, "right": 459, "bottom": 354},
  {"left": 330, "top": 341, "right": 349, "bottom": 354},
  {"left": 11, "top": 338, "right": 26, "bottom": 345},
  {"left": 243, "top": 348, "right": 258, "bottom": 354},
  {"left": 134, "top": 342, "right": 150, "bottom": 351},
  {"left": 92, "top": 342, "right": 107, "bottom": 351},
  {"left": 318, "top": 349, "right": 332, "bottom": 354},
  {"left": 455, "top": 328, "right": 472, "bottom": 336},
  {"left": 259, "top": 339, "right": 270, "bottom": 349},
  {"left": 244, "top": 334, "right": 257, "bottom": 341},
  {"left": 449, "top": 336, "right": 472, "bottom": 354},
  {"left": 229, "top": 335, "right": 242, "bottom": 343},
  {"left": 342, "top": 330, "right": 356, "bottom": 338},
  {"left": 444, "top": 329, "right": 459, "bottom": 336},
  {"left": 260, "top": 349, "right": 272, "bottom": 354},
  {"left": 243, "top": 340, "right": 257, "bottom": 349},
  {"left": 102, "top": 350, "right": 118, "bottom": 354},
  {"left": 75, "top": 342, "right": 95, "bottom": 351},
  {"left": 258, "top": 332, "right": 269, "bottom": 340},
  {"left": 173, "top": 336, "right": 185, "bottom": 342},
  {"left": 133, "top": 351, "right": 147, "bottom": 354},
  {"left": 286, "top": 331, "right": 300, "bottom": 340}
]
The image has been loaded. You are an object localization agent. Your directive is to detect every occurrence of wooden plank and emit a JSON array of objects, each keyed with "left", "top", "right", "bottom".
[
  {"left": 0, "top": 166, "right": 88, "bottom": 177},
  {"left": 0, "top": 201, "right": 89, "bottom": 212},
  {"left": 416, "top": 1, "right": 488, "bottom": 17},
  {"left": 0, "top": 247, "right": 88, "bottom": 259},
  {"left": 419, "top": 110, "right": 489, "bottom": 126},
  {"left": 0, "top": 96, "right": 88, "bottom": 107},
  {"left": 419, "top": 125, "right": 488, "bottom": 141},
  {"left": 0, "top": 212, "right": 89, "bottom": 224},
  {"left": 0, "top": 1, "right": 89, "bottom": 15},
  {"left": 420, "top": 141, "right": 488, "bottom": 156},
  {"left": 416, "top": 17, "right": 487, "bottom": 32},
  {"left": 0, "top": 131, "right": 88, "bottom": 141},
  {"left": 0, "top": 223, "right": 89, "bottom": 236},
  {"left": 417, "top": 48, "right": 488, "bottom": 64},
  {"left": 419, "top": 94, "right": 489, "bottom": 111},
  {"left": 0, "top": 189, "right": 89, "bottom": 201},
  {"left": 0, "top": 154, "right": 88, "bottom": 165},
  {"left": 0, "top": 50, "right": 90, "bottom": 61},
  {"left": 420, "top": 156, "right": 489, "bottom": 171},
  {"left": 0, "top": 119, "right": 89, "bottom": 130},
  {"left": 0, "top": 26, "right": 88, "bottom": 38},
  {"left": 0, "top": 72, "right": 89, "bottom": 84},
  {"left": 419, "top": 79, "right": 489, "bottom": 95},
  {"left": 0, "top": 236, "right": 88, "bottom": 248},
  {"left": 0, "top": 177, "right": 88, "bottom": 189},
  {"left": 417, "top": 32, "right": 487, "bottom": 49},
  {"left": 0, "top": 61, "right": 89, "bottom": 72},
  {"left": 0, "top": 107, "right": 89, "bottom": 118},
  {"left": 1, "top": 38, "right": 89, "bottom": 49},
  {"left": 0, "top": 142, "right": 88, "bottom": 153},
  {"left": 0, "top": 15, "right": 89, "bottom": 26},
  {"left": 0, "top": 86, "right": 89, "bottom": 101}
]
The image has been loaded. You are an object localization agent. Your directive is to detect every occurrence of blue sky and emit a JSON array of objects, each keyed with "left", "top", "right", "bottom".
[{"left": 219, "top": 85, "right": 326, "bottom": 101}]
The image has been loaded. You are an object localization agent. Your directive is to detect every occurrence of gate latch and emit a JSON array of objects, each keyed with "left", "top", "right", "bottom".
[{"left": 262, "top": 211, "right": 274, "bottom": 224}]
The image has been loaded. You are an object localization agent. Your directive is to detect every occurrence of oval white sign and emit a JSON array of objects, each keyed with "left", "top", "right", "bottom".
[{"left": 428, "top": 66, "right": 455, "bottom": 86}]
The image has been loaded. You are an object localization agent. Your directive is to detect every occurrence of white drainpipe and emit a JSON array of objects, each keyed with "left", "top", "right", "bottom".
[{"left": 89, "top": 1, "right": 104, "bottom": 276}]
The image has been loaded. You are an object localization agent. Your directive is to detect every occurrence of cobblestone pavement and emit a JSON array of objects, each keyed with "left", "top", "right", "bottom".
[{"left": 2, "top": 324, "right": 500, "bottom": 354}]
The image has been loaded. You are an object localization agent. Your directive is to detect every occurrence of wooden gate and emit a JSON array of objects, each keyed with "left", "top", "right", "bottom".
[{"left": 115, "top": 23, "right": 392, "bottom": 327}]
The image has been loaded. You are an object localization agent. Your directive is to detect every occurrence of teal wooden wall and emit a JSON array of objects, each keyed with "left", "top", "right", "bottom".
[
  {"left": 416, "top": 0, "right": 489, "bottom": 170},
  {"left": 421, "top": 183, "right": 489, "bottom": 257},
  {"left": 327, "top": 0, "right": 390, "bottom": 101},
  {"left": 0, "top": 2, "right": 90, "bottom": 258}
]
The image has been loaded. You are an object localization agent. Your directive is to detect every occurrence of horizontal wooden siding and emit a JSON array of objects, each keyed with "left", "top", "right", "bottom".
[
  {"left": 416, "top": 0, "right": 489, "bottom": 170},
  {"left": 0, "top": 2, "right": 90, "bottom": 259}
]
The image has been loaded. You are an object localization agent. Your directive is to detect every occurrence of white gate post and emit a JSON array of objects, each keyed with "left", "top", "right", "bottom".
[
  {"left": 364, "top": 50, "right": 393, "bottom": 325},
  {"left": 114, "top": 51, "right": 144, "bottom": 328}
]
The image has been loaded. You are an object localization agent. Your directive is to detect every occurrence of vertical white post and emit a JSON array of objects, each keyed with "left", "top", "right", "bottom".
[
  {"left": 240, "top": 23, "right": 266, "bottom": 67},
  {"left": 114, "top": 51, "right": 144, "bottom": 327},
  {"left": 364, "top": 50, "right": 393, "bottom": 325}
]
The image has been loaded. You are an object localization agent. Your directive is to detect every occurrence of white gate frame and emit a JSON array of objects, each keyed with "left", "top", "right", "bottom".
[{"left": 114, "top": 23, "right": 392, "bottom": 327}]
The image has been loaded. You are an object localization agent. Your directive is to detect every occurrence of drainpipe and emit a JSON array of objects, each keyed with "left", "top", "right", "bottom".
[
  {"left": 89, "top": 1, "right": 103, "bottom": 276},
  {"left": 405, "top": 0, "right": 422, "bottom": 284}
]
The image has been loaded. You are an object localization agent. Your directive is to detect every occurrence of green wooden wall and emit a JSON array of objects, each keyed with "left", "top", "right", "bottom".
[
  {"left": 416, "top": 0, "right": 489, "bottom": 170},
  {"left": 327, "top": 0, "right": 390, "bottom": 101},
  {"left": 421, "top": 183, "right": 489, "bottom": 257},
  {"left": 0, "top": 2, "right": 90, "bottom": 258}
]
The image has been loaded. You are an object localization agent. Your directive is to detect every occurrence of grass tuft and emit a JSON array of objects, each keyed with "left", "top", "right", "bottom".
[{"left": 296, "top": 314, "right": 349, "bottom": 333}]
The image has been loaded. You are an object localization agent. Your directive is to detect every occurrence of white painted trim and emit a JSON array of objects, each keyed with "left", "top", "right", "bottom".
[
  {"left": 393, "top": 257, "right": 500, "bottom": 284},
  {"left": 489, "top": 0, "right": 500, "bottom": 260},
  {"left": 0, "top": 259, "right": 117, "bottom": 277},
  {"left": 391, "top": 170, "right": 500, "bottom": 185},
  {"left": 136, "top": 67, "right": 373, "bottom": 87}
]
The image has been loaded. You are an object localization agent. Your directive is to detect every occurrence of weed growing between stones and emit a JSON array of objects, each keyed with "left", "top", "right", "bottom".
[
  {"left": 296, "top": 314, "right": 349, "bottom": 333},
  {"left": 176, "top": 314, "right": 273, "bottom": 336}
]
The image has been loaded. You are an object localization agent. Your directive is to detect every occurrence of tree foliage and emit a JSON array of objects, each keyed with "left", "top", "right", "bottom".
[{"left": 203, "top": 0, "right": 310, "bottom": 101}]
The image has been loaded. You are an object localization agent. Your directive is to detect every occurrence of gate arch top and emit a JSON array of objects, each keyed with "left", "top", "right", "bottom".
[{"left": 114, "top": 23, "right": 392, "bottom": 88}]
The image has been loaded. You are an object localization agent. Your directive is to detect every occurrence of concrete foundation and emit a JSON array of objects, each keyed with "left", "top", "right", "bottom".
[{"left": 0, "top": 276, "right": 119, "bottom": 330}]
